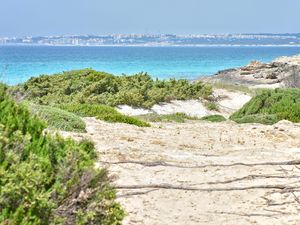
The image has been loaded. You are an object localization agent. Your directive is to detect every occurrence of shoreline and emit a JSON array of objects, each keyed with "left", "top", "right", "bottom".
[{"left": 2, "top": 44, "right": 300, "bottom": 47}]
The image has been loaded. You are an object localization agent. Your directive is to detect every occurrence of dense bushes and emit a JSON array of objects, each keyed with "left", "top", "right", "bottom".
[
  {"left": 230, "top": 88, "right": 300, "bottom": 124},
  {"left": 15, "top": 69, "right": 212, "bottom": 108},
  {"left": 29, "top": 104, "right": 86, "bottom": 132},
  {"left": 0, "top": 84, "right": 124, "bottom": 224},
  {"left": 59, "top": 103, "right": 151, "bottom": 127}
]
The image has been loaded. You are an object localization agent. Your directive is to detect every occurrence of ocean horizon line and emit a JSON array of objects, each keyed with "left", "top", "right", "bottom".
[{"left": 2, "top": 43, "right": 300, "bottom": 47}]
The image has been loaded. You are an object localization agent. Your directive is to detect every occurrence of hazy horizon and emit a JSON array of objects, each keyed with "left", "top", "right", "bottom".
[
  {"left": 0, "top": 0, "right": 299, "bottom": 37},
  {"left": 2, "top": 33, "right": 300, "bottom": 39}
]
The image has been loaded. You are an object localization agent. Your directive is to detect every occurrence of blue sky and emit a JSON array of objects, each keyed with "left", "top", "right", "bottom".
[{"left": 0, "top": 0, "right": 299, "bottom": 37}]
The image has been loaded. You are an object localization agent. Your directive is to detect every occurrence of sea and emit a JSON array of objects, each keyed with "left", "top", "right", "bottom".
[{"left": 1, "top": 45, "right": 300, "bottom": 85}]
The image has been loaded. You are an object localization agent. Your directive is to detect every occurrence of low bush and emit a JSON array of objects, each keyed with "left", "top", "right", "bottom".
[
  {"left": 59, "top": 103, "right": 151, "bottom": 127},
  {"left": 201, "top": 115, "right": 226, "bottom": 122},
  {"left": 137, "top": 113, "right": 199, "bottom": 123},
  {"left": 0, "top": 84, "right": 124, "bottom": 224},
  {"left": 29, "top": 104, "right": 86, "bottom": 132},
  {"left": 230, "top": 88, "right": 300, "bottom": 124},
  {"left": 231, "top": 114, "right": 278, "bottom": 125}
]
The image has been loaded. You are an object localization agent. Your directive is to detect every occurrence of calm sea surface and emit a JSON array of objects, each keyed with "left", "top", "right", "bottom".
[{"left": 0, "top": 45, "right": 300, "bottom": 85}]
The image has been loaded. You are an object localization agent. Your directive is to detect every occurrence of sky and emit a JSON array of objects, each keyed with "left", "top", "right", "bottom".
[{"left": 0, "top": 0, "right": 299, "bottom": 37}]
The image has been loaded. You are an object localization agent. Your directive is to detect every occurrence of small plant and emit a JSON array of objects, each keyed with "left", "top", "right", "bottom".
[
  {"left": 204, "top": 101, "right": 219, "bottom": 111},
  {"left": 201, "top": 115, "right": 226, "bottom": 122},
  {"left": 137, "top": 113, "right": 199, "bottom": 123}
]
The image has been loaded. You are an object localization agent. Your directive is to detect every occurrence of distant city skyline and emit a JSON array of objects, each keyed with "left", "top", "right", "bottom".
[
  {"left": 0, "top": 0, "right": 299, "bottom": 37},
  {"left": 1, "top": 34, "right": 300, "bottom": 46}
]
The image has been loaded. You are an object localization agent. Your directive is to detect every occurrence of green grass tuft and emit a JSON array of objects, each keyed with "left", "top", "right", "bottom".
[
  {"left": 231, "top": 114, "right": 278, "bottom": 125},
  {"left": 201, "top": 115, "right": 227, "bottom": 122},
  {"left": 204, "top": 101, "right": 219, "bottom": 111},
  {"left": 137, "top": 113, "right": 199, "bottom": 123}
]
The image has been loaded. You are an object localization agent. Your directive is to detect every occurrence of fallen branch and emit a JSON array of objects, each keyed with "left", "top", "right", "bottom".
[
  {"left": 208, "top": 211, "right": 281, "bottom": 218},
  {"left": 115, "top": 183, "right": 299, "bottom": 192},
  {"left": 117, "top": 189, "right": 158, "bottom": 198},
  {"left": 291, "top": 192, "right": 300, "bottom": 205},
  {"left": 101, "top": 159, "right": 300, "bottom": 169},
  {"left": 204, "top": 174, "right": 300, "bottom": 185}
]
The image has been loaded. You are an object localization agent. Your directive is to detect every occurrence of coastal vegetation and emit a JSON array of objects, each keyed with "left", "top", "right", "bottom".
[
  {"left": 137, "top": 113, "right": 199, "bottom": 123},
  {"left": 0, "top": 84, "right": 124, "bottom": 224},
  {"left": 11, "top": 69, "right": 212, "bottom": 127},
  {"left": 230, "top": 88, "right": 300, "bottom": 124},
  {"left": 15, "top": 69, "right": 212, "bottom": 108}
]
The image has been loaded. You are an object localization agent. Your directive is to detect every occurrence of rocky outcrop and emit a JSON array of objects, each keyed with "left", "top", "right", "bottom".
[{"left": 204, "top": 55, "right": 300, "bottom": 88}]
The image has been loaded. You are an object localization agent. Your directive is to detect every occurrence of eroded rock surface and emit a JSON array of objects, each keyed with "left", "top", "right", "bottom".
[
  {"left": 61, "top": 118, "right": 300, "bottom": 225},
  {"left": 203, "top": 55, "right": 300, "bottom": 88}
]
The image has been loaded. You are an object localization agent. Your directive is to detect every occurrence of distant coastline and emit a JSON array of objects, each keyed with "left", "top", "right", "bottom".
[
  {"left": 1, "top": 33, "right": 300, "bottom": 47},
  {"left": 2, "top": 43, "right": 300, "bottom": 47}
]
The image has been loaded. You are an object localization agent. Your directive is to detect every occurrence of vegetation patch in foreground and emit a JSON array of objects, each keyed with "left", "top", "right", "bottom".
[
  {"left": 201, "top": 115, "right": 227, "bottom": 122},
  {"left": 137, "top": 113, "right": 199, "bottom": 123},
  {"left": 230, "top": 88, "right": 300, "bottom": 124},
  {"left": 29, "top": 103, "right": 86, "bottom": 132},
  {"left": 14, "top": 69, "right": 212, "bottom": 108},
  {"left": 59, "top": 103, "right": 151, "bottom": 127},
  {"left": 0, "top": 84, "right": 124, "bottom": 224}
]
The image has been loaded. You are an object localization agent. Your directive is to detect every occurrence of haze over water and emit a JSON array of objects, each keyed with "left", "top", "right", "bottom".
[{"left": 1, "top": 45, "right": 300, "bottom": 85}]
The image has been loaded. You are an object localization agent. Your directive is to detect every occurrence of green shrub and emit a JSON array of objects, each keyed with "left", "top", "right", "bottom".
[
  {"left": 0, "top": 84, "right": 124, "bottom": 224},
  {"left": 230, "top": 88, "right": 300, "bottom": 124},
  {"left": 14, "top": 69, "right": 212, "bottom": 108},
  {"left": 201, "top": 115, "right": 226, "bottom": 122},
  {"left": 231, "top": 114, "right": 278, "bottom": 125},
  {"left": 59, "top": 103, "right": 150, "bottom": 127},
  {"left": 28, "top": 104, "right": 86, "bottom": 132},
  {"left": 137, "top": 113, "right": 199, "bottom": 123}
]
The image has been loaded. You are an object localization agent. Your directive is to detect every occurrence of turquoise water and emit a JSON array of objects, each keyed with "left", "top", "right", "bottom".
[{"left": 0, "top": 46, "right": 300, "bottom": 85}]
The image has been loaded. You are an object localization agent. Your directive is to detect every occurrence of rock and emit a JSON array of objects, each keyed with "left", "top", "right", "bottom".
[
  {"left": 204, "top": 54, "right": 300, "bottom": 88},
  {"left": 264, "top": 72, "right": 278, "bottom": 79},
  {"left": 253, "top": 73, "right": 264, "bottom": 79}
]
